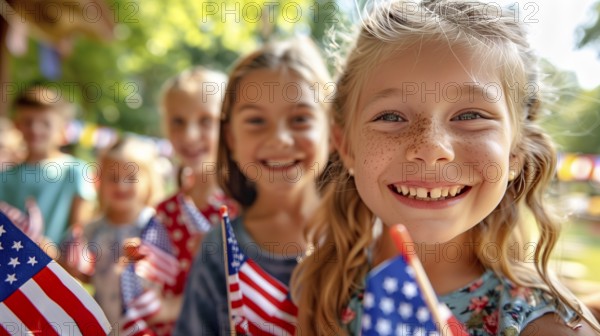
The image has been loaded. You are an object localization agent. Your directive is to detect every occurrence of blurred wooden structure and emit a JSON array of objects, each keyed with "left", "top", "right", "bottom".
[{"left": 1, "top": 0, "right": 114, "bottom": 116}]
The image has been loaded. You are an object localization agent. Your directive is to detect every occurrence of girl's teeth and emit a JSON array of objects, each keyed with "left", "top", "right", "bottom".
[
  {"left": 409, "top": 187, "right": 417, "bottom": 197},
  {"left": 430, "top": 188, "right": 442, "bottom": 198},
  {"left": 449, "top": 186, "right": 459, "bottom": 196},
  {"left": 393, "top": 185, "right": 466, "bottom": 200},
  {"left": 401, "top": 185, "right": 409, "bottom": 195}
]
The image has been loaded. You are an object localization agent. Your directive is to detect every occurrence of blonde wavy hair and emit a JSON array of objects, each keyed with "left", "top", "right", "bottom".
[
  {"left": 291, "top": 0, "right": 600, "bottom": 334},
  {"left": 217, "top": 37, "right": 333, "bottom": 207}
]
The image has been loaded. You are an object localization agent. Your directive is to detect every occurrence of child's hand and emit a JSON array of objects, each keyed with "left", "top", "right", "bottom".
[{"left": 122, "top": 237, "right": 145, "bottom": 262}]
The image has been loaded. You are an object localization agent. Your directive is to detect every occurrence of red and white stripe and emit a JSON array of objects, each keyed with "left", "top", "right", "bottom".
[
  {"left": 120, "top": 290, "right": 161, "bottom": 336},
  {"left": 229, "top": 259, "right": 298, "bottom": 336},
  {"left": 0, "top": 262, "right": 111, "bottom": 335},
  {"left": 134, "top": 242, "right": 179, "bottom": 286}
]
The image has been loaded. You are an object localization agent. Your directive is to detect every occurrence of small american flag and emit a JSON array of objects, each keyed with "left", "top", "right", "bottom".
[
  {"left": 120, "top": 217, "right": 178, "bottom": 335},
  {"left": 0, "top": 211, "right": 111, "bottom": 335},
  {"left": 120, "top": 263, "right": 160, "bottom": 336},
  {"left": 221, "top": 207, "right": 298, "bottom": 336},
  {"left": 178, "top": 194, "right": 212, "bottom": 234},
  {"left": 134, "top": 218, "right": 179, "bottom": 286},
  {"left": 361, "top": 225, "right": 468, "bottom": 336}
]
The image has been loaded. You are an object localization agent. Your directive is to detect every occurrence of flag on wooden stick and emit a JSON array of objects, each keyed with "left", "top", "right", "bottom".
[
  {"left": 221, "top": 206, "right": 298, "bottom": 336},
  {"left": 361, "top": 224, "right": 469, "bottom": 336}
]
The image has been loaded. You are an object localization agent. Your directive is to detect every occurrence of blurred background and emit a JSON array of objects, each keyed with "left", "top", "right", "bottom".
[{"left": 1, "top": 0, "right": 599, "bottom": 296}]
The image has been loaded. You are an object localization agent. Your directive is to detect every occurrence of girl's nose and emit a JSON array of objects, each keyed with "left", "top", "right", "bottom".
[
  {"left": 114, "top": 178, "right": 128, "bottom": 191},
  {"left": 184, "top": 123, "right": 201, "bottom": 142},
  {"left": 266, "top": 123, "right": 294, "bottom": 149},
  {"left": 405, "top": 121, "right": 454, "bottom": 166}
]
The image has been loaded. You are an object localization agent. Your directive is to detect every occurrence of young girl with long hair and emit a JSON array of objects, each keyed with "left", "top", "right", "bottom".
[
  {"left": 291, "top": 1, "right": 600, "bottom": 335},
  {"left": 174, "top": 37, "right": 332, "bottom": 335}
]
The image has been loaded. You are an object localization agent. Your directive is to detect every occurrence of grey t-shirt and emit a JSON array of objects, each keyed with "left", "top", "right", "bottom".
[
  {"left": 174, "top": 216, "right": 299, "bottom": 335},
  {"left": 83, "top": 207, "right": 154, "bottom": 329}
]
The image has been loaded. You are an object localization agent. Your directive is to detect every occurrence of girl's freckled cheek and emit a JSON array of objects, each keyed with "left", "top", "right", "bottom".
[{"left": 358, "top": 128, "right": 402, "bottom": 169}]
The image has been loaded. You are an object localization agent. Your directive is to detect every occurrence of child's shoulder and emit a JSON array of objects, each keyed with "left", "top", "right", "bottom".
[{"left": 440, "top": 270, "right": 577, "bottom": 335}]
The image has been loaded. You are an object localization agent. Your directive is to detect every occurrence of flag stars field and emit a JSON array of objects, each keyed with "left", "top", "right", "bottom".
[
  {"left": 361, "top": 254, "right": 445, "bottom": 335},
  {"left": 11, "top": 240, "right": 23, "bottom": 251},
  {"left": 416, "top": 307, "right": 430, "bottom": 323},
  {"left": 375, "top": 318, "right": 393, "bottom": 334},
  {"left": 403, "top": 281, "right": 418, "bottom": 299},
  {"left": 399, "top": 302, "right": 412, "bottom": 319},
  {"left": 383, "top": 277, "right": 398, "bottom": 293},
  {"left": 380, "top": 297, "right": 396, "bottom": 315},
  {"left": 362, "top": 315, "right": 372, "bottom": 329},
  {"left": 8, "top": 257, "right": 20, "bottom": 268},
  {"left": 5, "top": 273, "right": 17, "bottom": 284}
]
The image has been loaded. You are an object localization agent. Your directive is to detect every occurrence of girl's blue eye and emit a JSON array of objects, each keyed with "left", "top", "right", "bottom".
[
  {"left": 453, "top": 111, "right": 483, "bottom": 121},
  {"left": 374, "top": 112, "right": 405, "bottom": 122}
]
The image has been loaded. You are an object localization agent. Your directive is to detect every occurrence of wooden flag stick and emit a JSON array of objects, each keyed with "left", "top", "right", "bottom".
[
  {"left": 390, "top": 224, "right": 459, "bottom": 336},
  {"left": 220, "top": 205, "right": 237, "bottom": 335}
]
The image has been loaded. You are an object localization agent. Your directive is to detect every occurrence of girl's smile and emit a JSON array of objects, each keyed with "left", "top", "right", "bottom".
[{"left": 387, "top": 183, "right": 472, "bottom": 209}]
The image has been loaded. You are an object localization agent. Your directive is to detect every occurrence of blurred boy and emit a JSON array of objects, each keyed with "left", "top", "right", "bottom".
[
  {"left": 0, "top": 85, "right": 95, "bottom": 245},
  {"left": 0, "top": 116, "right": 23, "bottom": 169}
]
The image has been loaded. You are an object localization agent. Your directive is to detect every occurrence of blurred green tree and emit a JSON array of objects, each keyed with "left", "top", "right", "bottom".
[
  {"left": 8, "top": 0, "right": 347, "bottom": 136},
  {"left": 549, "top": 0, "right": 600, "bottom": 154},
  {"left": 578, "top": 1, "right": 600, "bottom": 53},
  {"left": 540, "top": 57, "right": 600, "bottom": 154}
]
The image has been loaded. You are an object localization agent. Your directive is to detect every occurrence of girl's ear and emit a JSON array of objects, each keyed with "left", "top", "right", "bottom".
[
  {"left": 509, "top": 150, "right": 525, "bottom": 178},
  {"left": 332, "top": 124, "right": 354, "bottom": 172}
]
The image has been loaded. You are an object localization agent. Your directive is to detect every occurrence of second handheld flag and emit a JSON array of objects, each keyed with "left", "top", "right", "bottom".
[{"left": 221, "top": 206, "right": 298, "bottom": 336}]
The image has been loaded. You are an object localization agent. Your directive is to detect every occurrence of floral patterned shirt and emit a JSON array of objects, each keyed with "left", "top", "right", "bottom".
[{"left": 341, "top": 269, "right": 576, "bottom": 335}]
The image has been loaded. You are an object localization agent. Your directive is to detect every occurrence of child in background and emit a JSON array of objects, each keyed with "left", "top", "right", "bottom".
[
  {"left": 0, "top": 85, "right": 95, "bottom": 244},
  {"left": 291, "top": 1, "right": 600, "bottom": 335},
  {"left": 137, "top": 67, "right": 238, "bottom": 333},
  {"left": 173, "top": 38, "right": 332, "bottom": 335},
  {"left": 79, "top": 137, "right": 164, "bottom": 332},
  {"left": 0, "top": 116, "right": 51, "bottom": 253},
  {"left": 0, "top": 116, "right": 23, "bottom": 169}
]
